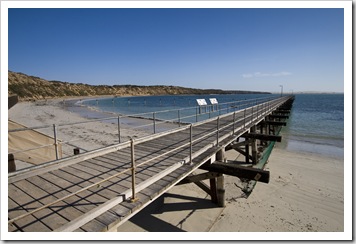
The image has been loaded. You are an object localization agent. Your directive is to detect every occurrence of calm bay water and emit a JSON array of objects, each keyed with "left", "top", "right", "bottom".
[
  {"left": 82, "top": 94, "right": 274, "bottom": 113},
  {"left": 278, "top": 93, "right": 344, "bottom": 159},
  {"left": 79, "top": 93, "right": 344, "bottom": 159}
]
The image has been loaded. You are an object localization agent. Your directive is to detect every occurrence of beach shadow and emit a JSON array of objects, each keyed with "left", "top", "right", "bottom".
[
  {"left": 156, "top": 192, "right": 217, "bottom": 213},
  {"left": 123, "top": 192, "right": 218, "bottom": 232},
  {"left": 128, "top": 213, "right": 186, "bottom": 232}
]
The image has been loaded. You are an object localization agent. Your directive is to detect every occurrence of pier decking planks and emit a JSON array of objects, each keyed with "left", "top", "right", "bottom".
[{"left": 8, "top": 96, "right": 294, "bottom": 232}]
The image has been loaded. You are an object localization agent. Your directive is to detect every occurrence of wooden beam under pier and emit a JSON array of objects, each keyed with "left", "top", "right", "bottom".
[
  {"left": 273, "top": 110, "right": 290, "bottom": 114},
  {"left": 262, "top": 121, "right": 287, "bottom": 126},
  {"left": 199, "top": 162, "right": 270, "bottom": 183},
  {"left": 225, "top": 139, "right": 252, "bottom": 150},
  {"left": 242, "top": 133, "right": 282, "bottom": 142},
  {"left": 177, "top": 172, "right": 221, "bottom": 185},
  {"left": 268, "top": 114, "right": 289, "bottom": 119}
]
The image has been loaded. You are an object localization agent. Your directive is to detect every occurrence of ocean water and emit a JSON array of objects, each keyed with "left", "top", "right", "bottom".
[
  {"left": 78, "top": 93, "right": 344, "bottom": 159},
  {"left": 278, "top": 93, "right": 344, "bottom": 159},
  {"left": 81, "top": 94, "right": 277, "bottom": 123}
]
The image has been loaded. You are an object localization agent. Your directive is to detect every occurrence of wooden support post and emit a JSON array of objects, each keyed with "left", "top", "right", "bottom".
[
  {"left": 216, "top": 174, "right": 225, "bottom": 207},
  {"left": 245, "top": 143, "right": 249, "bottom": 164},
  {"left": 212, "top": 148, "right": 226, "bottom": 205},
  {"left": 268, "top": 124, "right": 271, "bottom": 136},
  {"left": 73, "top": 148, "right": 80, "bottom": 155},
  {"left": 251, "top": 139, "right": 257, "bottom": 164},
  {"left": 216, "top": 147, "right": 225, "bottom": 162},
  {"left": 263, "top": 123, "right": 268, "bottom": 145},
  {"left": 250, "top": 126, "right": 258, "bottom": 165},
  {"left": 260, "top": 123, "right": 265, "bottom": 146},
  {"left": 210, "top": 178, "right": 218, "bottom": 204}
]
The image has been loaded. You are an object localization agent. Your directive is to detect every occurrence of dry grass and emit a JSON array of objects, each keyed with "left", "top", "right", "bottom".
[{"left": 8, "top": 71, "right": 269, "bottom": 101}]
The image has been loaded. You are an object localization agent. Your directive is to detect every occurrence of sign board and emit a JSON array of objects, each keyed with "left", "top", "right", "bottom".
[
  {"left": 209, "top": 98, "right": 218, "bottom": 105},
  {"left": 196, "top": 99, "right": 207, "bottom": 106}
]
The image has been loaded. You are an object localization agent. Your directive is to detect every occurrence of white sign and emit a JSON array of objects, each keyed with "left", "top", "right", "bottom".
[
  {"left": 209, "top": 98, "right": 218, "bottom": 104},
  {"left": 196, "top": 99, "right": 207, "bottom": 106}
]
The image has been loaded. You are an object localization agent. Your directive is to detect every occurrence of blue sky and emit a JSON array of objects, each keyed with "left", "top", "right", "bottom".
[{"left": 8, "top": 7, "right": 344, "bottom": 93}]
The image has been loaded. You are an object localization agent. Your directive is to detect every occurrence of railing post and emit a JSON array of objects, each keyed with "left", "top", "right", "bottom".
[
  {"left": 118, "top": 116, "right": 121, "bottom": 143},
  {"left": 233, "top": 111, "right": 236, "bottom": 134},
  {"left": 153, "top": 112, "right": 156, "bottom": 134},
  {"left": 217, "top": 116, "right": 220, "bottom": 145},
  {"left": 244, "top": 109, "right": 246, "bottom": 129},
  {"left": 189, "top": 124, "right": 193, "bottom": 164},
  {"left": 251, "top": 106, "right": 254, "bottom": 124},
  {"left": 196, "top": 107, "right": 198, "bottom": 122},
  {"left": 265, "top": 102, "right": 267, "bottom": 115},
  {"left": 53, "top": 124, "right": 59, "bottom": 160},
  {"left": 130, "top": 138, "right": 138, "bottom": 202},
  {"left": 178, "top": 109, "right": 181, "bottom": 127}
]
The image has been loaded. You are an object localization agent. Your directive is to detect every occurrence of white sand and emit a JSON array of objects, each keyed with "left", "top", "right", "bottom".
[
  {"left": 8, "top": 99, "right": 151, "bottom": 164},
  {"left": 210, "top": 148, "right": 344, "bottom": 232},
  {"left": 8, "top": 98, "right": 346, "bottom": 235},
  {"left": 116, "top": 148, "right": 344, "bottom": 234}
]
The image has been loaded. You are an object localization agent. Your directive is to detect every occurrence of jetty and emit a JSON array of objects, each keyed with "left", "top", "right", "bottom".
[{"left": 8, "top": 95, "right": 294, "bottom": 232}]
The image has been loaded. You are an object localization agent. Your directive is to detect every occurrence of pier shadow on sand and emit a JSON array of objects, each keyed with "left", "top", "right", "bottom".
[{"left": 117, "top": 186, "right": 224, "bottom": 232}]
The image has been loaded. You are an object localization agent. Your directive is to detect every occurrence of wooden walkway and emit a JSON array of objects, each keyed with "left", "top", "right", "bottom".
[{"left": 8, "top": 95, "right": 294, "bottom": 232}]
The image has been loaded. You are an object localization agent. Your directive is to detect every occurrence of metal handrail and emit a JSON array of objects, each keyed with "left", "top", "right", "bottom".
[
  {"left": 8, "top": 95, "right": 280, "bottom": 159},
  {"left": 8, "top": 95, "right": 289, "bottom": 164},
  {"left": 8, "top": 95, "right": 293, "bottom": 226},
  {"left": 8, "top": 95, "right": 275, "bottom": 133}
]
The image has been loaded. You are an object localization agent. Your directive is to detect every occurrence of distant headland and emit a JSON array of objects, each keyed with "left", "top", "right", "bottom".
[{"left": 8, "top": 71, "right": 270, "bottom": 101}]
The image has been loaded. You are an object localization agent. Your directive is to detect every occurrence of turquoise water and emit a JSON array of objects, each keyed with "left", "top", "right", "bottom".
[{"left": 78, "top": 93, "right": 344, "bottom": 159}]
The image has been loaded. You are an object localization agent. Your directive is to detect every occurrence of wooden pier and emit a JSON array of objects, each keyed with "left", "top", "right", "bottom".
[{"left": 8, "top": 95, "right": 294, "bottom": 232}]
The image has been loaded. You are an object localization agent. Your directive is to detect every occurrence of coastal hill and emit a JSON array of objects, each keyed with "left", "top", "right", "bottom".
[{"left": 8, "top": 71, "right": 270, "bottom": 101}]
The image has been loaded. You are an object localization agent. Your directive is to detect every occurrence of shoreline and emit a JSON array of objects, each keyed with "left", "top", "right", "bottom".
[
  {"left": 70, "top": 97, "right": 345, "bottom": 160},
  {"left": 7, "top": 97, "right": 345, "bottom": 233}
]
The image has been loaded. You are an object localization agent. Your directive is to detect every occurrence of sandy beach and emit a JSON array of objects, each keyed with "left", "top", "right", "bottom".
[
  {"left": 7, "top": 98, "right": 346, "bottom": 236},
  {"left": 8, "top": 98, "right": 153, "bottom": 166}
]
